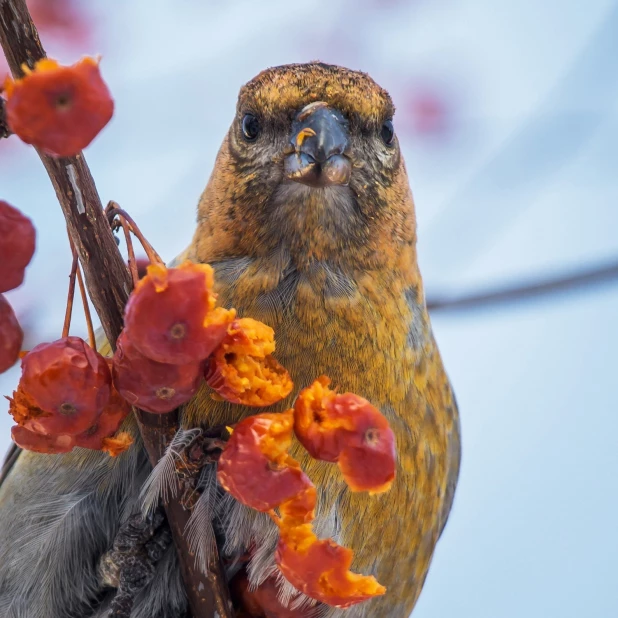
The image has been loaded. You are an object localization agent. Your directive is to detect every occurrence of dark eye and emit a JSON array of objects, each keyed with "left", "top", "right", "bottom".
[
  {"left": 241, "top": 113, "right": 260, "bottom": 141},
  {"left": 380, "top": 119, "right": 395, "bottom": 145}
]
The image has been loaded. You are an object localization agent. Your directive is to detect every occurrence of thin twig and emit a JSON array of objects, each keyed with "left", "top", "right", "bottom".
[
  {"left": 118, "top": 215, "right": 139, "bottom": 288},
  {"left": 61, "top": 249, "right": 79, "bottom": 338},
  {"left": 426, "top": 257, "right": 618, "bottom": 313},
  {"left": 106, "top": 201, "right": 164, "bottom": 265},
  {"left": 76, "top": 262, "right": 97, "bottom": 349}
]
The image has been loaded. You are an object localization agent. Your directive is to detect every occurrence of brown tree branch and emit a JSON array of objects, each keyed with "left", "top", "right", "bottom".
[
  {"left": 0, "top": 1, "right": 232, "bottom": 616},
  {"left": 0, "top": 97, "right": 11, "bottom": 138}
]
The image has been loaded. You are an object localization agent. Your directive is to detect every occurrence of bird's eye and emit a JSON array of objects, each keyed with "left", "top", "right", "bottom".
[
  {"left": 380, "top": 120, "right": 395, "bottom": 146},
  {"left": 241, "top": 113, "right": 260, "bottom": 141}
]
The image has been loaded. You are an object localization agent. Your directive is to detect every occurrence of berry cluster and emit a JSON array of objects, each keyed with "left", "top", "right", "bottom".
[
  {"left": 8, "top": 336, "right": 131, "bottom": 455},
  {"left": 3, "top": 258, "right": 294, "bottom": 454},
  {"left": 113, "top": 261, "right": 236, "bottom": 413},
  {"left": 1, "top": 55, "right": 129, "bottom": 456},
  {"left": 217, "top": 379, "right": 396, "bottom": 610}
]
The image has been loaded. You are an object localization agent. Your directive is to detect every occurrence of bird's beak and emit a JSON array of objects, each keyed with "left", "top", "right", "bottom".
[{"left": 284, "top": 102, "right": 352, "bottom": 188}]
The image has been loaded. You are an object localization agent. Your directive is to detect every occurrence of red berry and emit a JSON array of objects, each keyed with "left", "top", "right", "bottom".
[
  {"left": 74, "top": 387, "right": 131, "bottom": 450},
  {"left": 3, "top": 57, "right": 114, "bottom": 157},
  {"left": 0, "top": 200, "right": 36, "bottom": 293},
  {"left": 0, "top": 294, "right": 23, "bottom": 373},
  {"left": 123, "top": 261, "right": 235, "bottom": 365},
  {"left": 112, "top": 330, "right": 203, "bottom": 414},
  {"left": 17, "top": 336, "right": 111, "bottom": 435},
  {"left": 338, "top": 439, "right": 396, "bottom": 494},
  {"left": 217, "top": 411, "right": 313, "bottom": 512},
  {"left": 11, "top": 425, "right": 75, "bottom": 454},
  {"left": 232, "top": 571, "right": 314, "bottom": 618}
]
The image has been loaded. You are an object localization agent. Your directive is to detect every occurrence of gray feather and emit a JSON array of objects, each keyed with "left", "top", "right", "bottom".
[
  {"left": 184, "top": 464, "right": 217, "bottom": 574},
  {"left": 140, "top": 428, "right": 201, "bottom": 516}
]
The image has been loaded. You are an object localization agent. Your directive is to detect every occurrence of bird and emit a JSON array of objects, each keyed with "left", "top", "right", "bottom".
[{"left": 0, "top": 62, "right": 460, "bottom": 618}]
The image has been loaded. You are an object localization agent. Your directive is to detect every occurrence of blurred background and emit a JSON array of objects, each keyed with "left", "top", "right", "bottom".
[{"left": 1, "top": 0, "right": 617, "bottom": 616}]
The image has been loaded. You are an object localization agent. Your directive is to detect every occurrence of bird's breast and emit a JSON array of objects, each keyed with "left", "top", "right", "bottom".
[
  {"left": 211, "top": 255, "right": 429, "bottom": 407},
  {"left": 180, "top": 254, "right": 459, "bottom": 617}
]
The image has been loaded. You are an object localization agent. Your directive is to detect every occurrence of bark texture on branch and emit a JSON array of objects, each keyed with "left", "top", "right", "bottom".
[
  {"left": 0, "top": 97, "right": 11, "bottom": 138},
  {"left": 0, "top": 1, "right": 232, "bottom": 616}
]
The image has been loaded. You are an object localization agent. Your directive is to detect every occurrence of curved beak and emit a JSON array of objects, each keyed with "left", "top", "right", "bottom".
[{"left": 284, "top": 102, "right": 352, "bottom": 188}]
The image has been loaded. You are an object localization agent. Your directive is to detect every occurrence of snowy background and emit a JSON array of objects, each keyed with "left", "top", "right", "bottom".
[{"left": 1, "top": 1, "right": 617, "bottom": 617}]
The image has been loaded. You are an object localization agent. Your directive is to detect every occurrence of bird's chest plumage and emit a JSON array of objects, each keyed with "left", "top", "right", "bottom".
[
  {"left": 210, "top": 256, "right": 422, "bottom": 407},
  {"left": 182, "top": 256, "right": 457, "bottom": 617}
]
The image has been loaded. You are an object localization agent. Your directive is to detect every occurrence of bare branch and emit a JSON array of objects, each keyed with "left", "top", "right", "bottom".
[
  {"left": 427, "top": 258, "right": 618, "bottom": 313},
  {"left": 0, "top": 97, "right": 11, "bottom": 138}
]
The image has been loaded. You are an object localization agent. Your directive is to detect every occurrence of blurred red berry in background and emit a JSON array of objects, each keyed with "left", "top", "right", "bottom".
[
  {"left": 0, "top": 200, "right": 36, "bottom": 293},
  {"left": 0, "top": 295, "right": 23, "bottom": 374}
]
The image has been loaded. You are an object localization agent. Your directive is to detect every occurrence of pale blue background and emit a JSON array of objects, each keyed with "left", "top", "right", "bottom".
[{"left": 1, "top": 1, "right": 617, "bottom": 617}]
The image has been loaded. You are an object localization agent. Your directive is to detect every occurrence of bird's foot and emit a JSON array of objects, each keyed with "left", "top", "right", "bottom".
[
  {"left": 176, "top": 425, "right": 229, "bottom": 510},
  {"left": 99, "top": 508, "right": 172, "bottom": 617}
]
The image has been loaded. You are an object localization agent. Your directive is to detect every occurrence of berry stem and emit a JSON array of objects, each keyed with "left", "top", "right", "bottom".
[
  {"left": 119, "top": 214, "right": 140, "bottom": 288},
  {"left": 106, "top": 201, "right": 163, "bottom": 266},
  {"left": 76, "top": 260, "right": 96, "bottom": 349},
  {"left": 61, "top": 247, "right": 79, "bottom": 338}
]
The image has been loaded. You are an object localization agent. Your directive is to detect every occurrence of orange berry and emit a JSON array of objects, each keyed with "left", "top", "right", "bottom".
[
  {"left": 293, "top": 376, "right": 349, "bottom": 462},
  {"left": 294, "top": 378, "right": 396, "bottom": 494},
  {"left": 275, "top": 524, "right": 386, "bottom": 608},
  {"left": 206, "top": 318, "right": 293, "bottom": 407},
  {"left": 3, "top": 57, "right": 114, "bottom": 157}
]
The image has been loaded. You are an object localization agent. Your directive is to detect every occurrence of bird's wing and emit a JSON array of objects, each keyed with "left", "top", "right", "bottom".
[
  {"left": 439, "top": 389, "right": 461, "bottom": 537},
  {"left": 0, "top": 443, "right": 21, "bottom": 488}
]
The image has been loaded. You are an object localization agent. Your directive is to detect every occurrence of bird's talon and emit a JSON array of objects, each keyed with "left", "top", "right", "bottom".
[{"left": 99, "top": 508, "right": 172, "bottom": 618}]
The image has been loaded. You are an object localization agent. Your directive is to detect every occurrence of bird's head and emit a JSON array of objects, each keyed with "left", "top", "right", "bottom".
[{"left": 192, "top": 62, "right": 417, "bottom": 271}]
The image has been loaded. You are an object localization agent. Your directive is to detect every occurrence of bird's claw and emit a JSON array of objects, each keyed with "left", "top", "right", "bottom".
[
  {"left": 176, "top": 425, "right": 229, "bottom": 510},
  {"left": 99, "top": 508, "right": 172, "bottom": 618}
]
